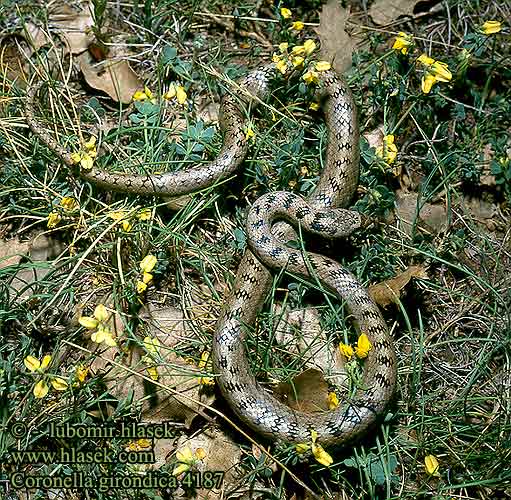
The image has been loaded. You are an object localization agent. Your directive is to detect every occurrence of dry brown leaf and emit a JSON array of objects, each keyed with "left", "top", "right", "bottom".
[
  {"left": 314, "top": 0, "right": 354, "bottom": 73},
  {"left": 139, "top": 305, "right": 188, "bottom": 347},
  {"left": 274, "top": 307, "right": 347, "bottom": 389},
  {"left": 0, "top": 237, "right": 31, "bottom": 269},
  {"left": 49, "top": 3, "right": 95, "bottom": 55},
  {"left": 369, "top": 0, "right": 421, "bottom": 25},
  {"left": 369, "top": 265, "right": 428, "bottom": 307},
  {"left": 23, "top": 23, "right": 51, "bottom": 51},
  {"left": 363, "top": 125, "right": 385, "bottom": 150},
  {"left": 395, "top": 191, "right": 448, "bottom": 237},
  {"left": 79, "top": 52, "right": 142, "bottom": 104},
  {"left": 0, "top": 37, "right": 30, "bottom": 86},
  {"left": 275, "top": 368, "right": 331, "bottom": 412},
  {"left": 174, "top": 429, "right": 243, "bottom": 500}
]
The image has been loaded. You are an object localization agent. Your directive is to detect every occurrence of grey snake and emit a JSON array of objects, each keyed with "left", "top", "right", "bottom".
[{"left": 25, "top": 65, "right": 397, "bottom": 447}]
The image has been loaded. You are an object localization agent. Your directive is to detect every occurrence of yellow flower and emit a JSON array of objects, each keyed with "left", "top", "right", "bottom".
[
  {"left": 51, "top": 377, "right": 69, "bottom": 391},
  {"left": 280, "top": 7, "right": 292, "bottom": 19},
  {"left": 295, "top": 443, "right": 310, "bottom": 454},
  {"left": 143, "top": 336, "right": 161, "bottom": 354},
  {"left": 147, "top": 366, "right": 159, "bottom": 381},
  {"left": 327, "top": 392, "right": 339, "bottom": 409},
  {"left": 338, "top": 343, "right": 354, "bottom": 359},
  {"left": 375, "top": 134, "right": 398, "bottom": 164},
  {"left": 392, "top": 32, "right": 413, "bottom": 55},
  {"left": 137, "top": 280, "right": 148, "bottom": 294},
  {"left": 47, "top": 211, "right": 62, "bottom": 228},
  {"left": 24, "top": 355, "right": 51, "bottom": 373},
  {"left": 79, "top": 304, "right": 116, "bottom": 347},
  {"left": 275, "top": 58, "right": 288, "bottom": 74},
  {"left": 291, "top": 45, "right": 305, "bottom": 56},
  {"left": 198, "top": 351, "right": 215, "bottom": 386},
  {"left": 80, "top": 153, "right": 94, "bottom": 170},
  {"left": 175, "top": 85, "right": 187, "bottom": 105},
  {"left": 133, "top": 87, "right": 154, "bottom": 102},
  {"left": 163, "top": 84, "right": 176, "bottom": 100},
  {"left": 309, "top": 102, "right": 319, "bottom": 111},
  {"left": 278, "top": 42, "right": 289, "bottom": 53},
  {"left": 417, "top": 54, "right": 452, "bottom": 94},
  {"left": 84, "top": 136, "right": 97, "bottom": 151},
  {"left": 33, "top": 380, "right": 49, "bottom": 399},
  {"left": 291, "top": 21, "right": 304, "bottom": 31},
  {"left": 315, "top": 61, "right": 331, "bottom": 72},
  {"left": 126, "top": 439, "right": 152, "bottom": 451},
  {"left": 245, "top": 125, "right": 255, "bottom": 140},
  {"left": 481, "top": 20, "right": 502, "bottom": 35},
  {"left": 421, "top": 73, "right": 437, "bottom": 94},
  {"left": 310, "top": 429, "right": 333, "bottom": 466},
  {"left": 75, "top": 365, "right": 89, "bottom": 383},
  {"left": 291, "top": 56, "right": 304, "bottom": 68},
  {"left": 132, "top": 90, "right": 147, "bottom": 101},
  {"left": 312, "top": 442, "right": 333, "bottom": 466},
  {"left": 60, "top": 197, "right": 78, "bottom": 211},
  {"left": 70, "top": 152, "right": 82, "bottom": 164},
  {"left": 430, "top": 61, "right": 452, "bottom": 82},
  {"left": 140, "top": 254, "right": 157, "bottom": 273},
  {"left": 272, "top": 53, "right": 282, "bottom": 63},
  {"left": 303, "top": 39, "right": 316, "bottom": 56},
  {"left": 417, "top": 53, "right": 435, "bottom": 66},
  {"left": 137, "top": 208, "right": 152, "bottom": 220},
  {"left": 355, "top": 333, "right": 372, "bottom": 359},
  {"left": 302, "top": 70, "right": 319, "bottom": 85},
  {"left": 91, "top": 326, "right": 117, "bottom": 347},
  {"left": 172, "top": 446, "right": 205, "bottom": 476},
  {"left": 424, "top": 454, "right": 440, "bottom": 476}
]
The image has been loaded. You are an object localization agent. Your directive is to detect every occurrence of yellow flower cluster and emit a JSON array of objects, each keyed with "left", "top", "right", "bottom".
[
  {"left": 141, "top": 336, "right": 161, "bottom": 381},
  {"left": 163, "top": 84, "right": 187, "bottom": 105},
  {"left": 70, "top": 136, "right": 97, "bottom": 170},
  {"left": 24, "top": 355, "right": 68, "bottom": 398},
  {"left": 198, "top": 351, "right": 215, "bottom": 386},
  {"left": 392, "top": 32, "right": 414, "bottom": 55},
  {"left": 137, "top": 254, "right": 157, "bottom": 294},
  {"left": 107, "top": 207, "right": 151, "bottom": 232},
  {"left": 78, "top": 304, "right": 117, "bottom": 347},
  {"left": 47, "top": 196, "right": 79, "bottom": 229},
  {"left": 272, "top": 39, "right": 331, "bottom": 86},
  {"left": 295, "top": 429, "right": 333, "bottom": 466},
  {"left": 391, "top": 33, "right": 453, "bottom": 94},
  {"left": 339, "top": 333, "right": 373, "bottom": 360},
  {"left": 375, "top": 134, "right": 398, "bottom": 165},
  {"left": 417, "top": 53, "right": 452, "bottom": 94},
  {"left": 172, "top": 446, "right": 207, "bottom": 476},
  {"left": 133, "top": 85, "right": 187, "bottom": 106},
  {"left": 279, "top": 7, "right": 304, "bottom": 31}
]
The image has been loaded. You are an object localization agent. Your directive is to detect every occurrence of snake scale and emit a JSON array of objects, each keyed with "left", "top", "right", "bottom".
[{"left": 26, "top": 65, "right": 397, "bottom": 447}]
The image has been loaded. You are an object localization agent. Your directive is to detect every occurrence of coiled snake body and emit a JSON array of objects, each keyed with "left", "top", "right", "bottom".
[{"left": 26, "top": 66, "right": 396, "bottom": 446}]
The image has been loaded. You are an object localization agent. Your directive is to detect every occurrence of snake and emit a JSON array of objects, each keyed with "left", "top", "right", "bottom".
[{"left": 25, "top": 64, "right": 397, "bottom": 447}]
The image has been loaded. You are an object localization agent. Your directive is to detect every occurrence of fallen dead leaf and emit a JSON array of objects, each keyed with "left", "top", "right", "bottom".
[
  {"left": 139, "top": 304, "right": 188, "bottom": 347},
  {"left": 23, "top": 22, "right": 51, "bottom": 52},
  {"left": 274, "top": 306, "right": 347, "bottom": 389},
  {"left": 314, "top": 0, "right": 354, "bottom": 73},
  {"left": 395, "top": 191, "right": 448, "bottom": 237},
  {"left": 49, "top": 3, "right": 95, "bottom": 55},
  {"left": 173, "top": 429, "right": 244, "bottom": 500},
  {"left": 0, "top": 237, "right": 31, "bottom": 269},
  {"left": 369, "top": 265, "right": 428, "bottom": 308},
  {"left": 0, "top": 37, "right": 29, "bottom": 87},
  {"left": 79, "top": 51, "right": 142, "bottom": 104},
  {"left": 369, "top": 0, "right": 422, "bottom": 25},
  {"left": 363, "top": 125, "right": 385, "bottom": 150},
  {"left": 275, "top": 368, "right": 331, "bottom": 412}
]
